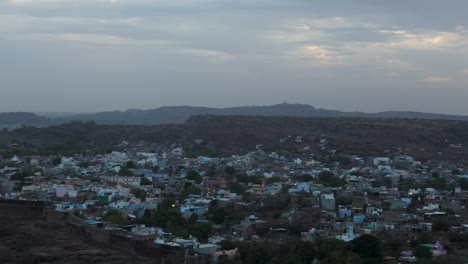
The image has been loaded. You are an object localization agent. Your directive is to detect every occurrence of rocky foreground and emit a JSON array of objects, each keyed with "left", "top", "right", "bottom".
[{"left": 0, "top": 217, "right": 154, "bottom": 264}]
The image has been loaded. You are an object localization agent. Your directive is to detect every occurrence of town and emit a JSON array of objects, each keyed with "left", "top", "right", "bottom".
[{"left": 1, "top": 133, "right": 467, "bottom": 264}]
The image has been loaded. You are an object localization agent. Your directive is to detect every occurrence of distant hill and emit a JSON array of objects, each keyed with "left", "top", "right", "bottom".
[
  {"left": 2, "top": 104, "right": 468, "bottom": 127},
  {"left": 52, "top": 103, "right": 468, "bottom": 125},
  {"left": 0, "top": 112, "right": 49, "bottom": 128}
]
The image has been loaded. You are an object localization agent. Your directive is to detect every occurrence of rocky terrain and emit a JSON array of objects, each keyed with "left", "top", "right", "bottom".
[
  {"left": 1, "top": 115, "right": 467, "bottom": 161},
  {"left": 0, "top": 216, "right": 154, "bottom": 264}
]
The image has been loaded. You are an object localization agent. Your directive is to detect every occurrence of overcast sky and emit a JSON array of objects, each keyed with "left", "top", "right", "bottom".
[{"left": 1, "top": 0, "right": 468, "bottom": 114}]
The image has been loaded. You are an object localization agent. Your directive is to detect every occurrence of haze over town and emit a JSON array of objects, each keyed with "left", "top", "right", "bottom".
[{"left": 1, "top": 0, "right": 468, "bottom": 115}]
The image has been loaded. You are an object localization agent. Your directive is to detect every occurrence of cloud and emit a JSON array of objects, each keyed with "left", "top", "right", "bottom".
[
  {"left": 28, "top": 33, "right": 168, "bottom": 46},
  {"left": 423, "top": 76, "right": 451, "bottom": 83},
  {"left": 284, "top": 44, "right": 342, "bottom": 65},
  {"left": 176, "top": 48, "right": 234, "bottom": 61},
  {"left": 379, "top": 28, "right": 467, "bottom": 49},
  {"left": 25, "top": 33, "right": 234, "bottom": 62},
  {"left": 303, "top": 45, "right": 333, "bottom": 63}
]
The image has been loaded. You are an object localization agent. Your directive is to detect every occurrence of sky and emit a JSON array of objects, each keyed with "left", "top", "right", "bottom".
[{"left": 1, "top": 0, "right": 468, "bottom": 115}]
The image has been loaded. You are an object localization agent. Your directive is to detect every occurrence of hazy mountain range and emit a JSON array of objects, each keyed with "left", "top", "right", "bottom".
[{"left": 1, "top": 103, "right": 468, "bottom": 127}]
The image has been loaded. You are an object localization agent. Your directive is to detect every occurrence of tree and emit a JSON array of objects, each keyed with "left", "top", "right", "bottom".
[
  {"left": 186, "top": 151, "right": 198, "bottom": 159},
  {"left": 207, "top": 166, "right": 216, "bottom": 176},
  {"left": 460, "top": 178, "right": 468, "bottom": 190},
  {"left": 302, "top": 174, "right": 314, "bottom": 182},
  {"left": 140, "top": 176, "right": 152, "bottom": 186},
  {"left": 350, "top": 235, "right": 382, "bottom": 260},
  {"left": 242, "top": 192, "right": 251, "bottom": 203},
  {"left": 152, "top": 166, "right": 160, "bottom": 173},
  {"left": 134, "top": 189, "right": 147, "bottom": 201},
  {"left": 452, "top": 168, "right": 461, "bottom": 175},
  {"left": 188, "top": 213, "right": 199, "bottom": 224},
  {"left": 225, "top": 166, "right": 236, "bottom": 176},
  {"left": 321, "top": 251, "right": 361, "bottom": 264},
  {"left": 265, "top": 176, "right": 281, "bottom": 185},
  {"left": 119, "top": 168, "right": 134, "bottom": 176},
  {"left": 413, "top": 245, "right": 432, "bottom": 259},
  {"left": 126, "top": 161, "right": 136, "bottom": 169},
  {"left": 220, "top": 240, "right": 238, "bottom": 251},
  {"left": 319, "top": 171, "right": 334, "bottom": 182},
  {"left": 179, "top": 183, "right": 202, "bottom": 200},
  {"left": 318, "top": 171, "right": 343, "bottom": 187},
  {"left": 229, "top": 182, "right": 246, "bottom": 195},
  {"left": 315, "top": 238, "right": 347, "bottom": 260},
  {"left": 442, "top": 208, "right": 455, "bottom": 215},
  {"left": 433, "top": 218, "right": 449, "bottom": 232},
  {"left": 189, "top": 222, "right": 212, "bottom": 242},
  {"left": 186, "top": 170, "right": 202, "bottom": 184},
  {"left": 372, "top": 177, "right": 392, "bottom": 188},
  {"left": 211, "top": 208, "right": 226, "bottom": 224},
  {"left": 103, "top": 210, "right": 128, "bottom": 225},
  {"left": 79, "top": 161, "right": 90, "bottom": 168},
  {"left": 52, "top": 156, "right": 61, "bottom": 165}
]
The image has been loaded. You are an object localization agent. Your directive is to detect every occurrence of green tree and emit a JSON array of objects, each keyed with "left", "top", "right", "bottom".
[
  {"left": 52, "top": 156, "right": 61, "bottom": 165},
  {"left": 119, "top": 168, "right": 134, "bottom": 176},
  {"left": 372, "top": 177, "right": 392, "bottom": 188},
  {"left": 225, "top": 166, "right": 236, "bottom": 176},
  {"left": 220, "top": 240, "right": 238, "bottom": 251},
  {"left": 152, "top": 166, "right": 160, "bottom": 173},
  {"left": 207, "top": 166, "right": 216, "bottom": 176},
  {"left": 126, "top": 161, "right": 136, "bottom": 169},
  {"left": 460, "top": 178, "right": 468, "bottom": 190},
  {"left": 188, "top": 213, "right": 199, "bottom": 224},
  {"left": 179, "top": 183, "right": 202, "bottom": 200},
  {"left": 433, "top": 218, "right": 449, "bottom": 232},
  {"left": 103, "top": 210, "right": 128, "bottom": 225},
  {"left": 319, "top": 171, "right": 334, "bottom": 182},
  {"left": 318, "top": 171, "right": 343, "bottom": 187},
  {"left": 189, "top": 222, "right": 212, "bottom": 242},
  {"left": 140, "top": 176, "right": 152, "bottom": 186},
  {"left": 315, "top": 238, "right": 347, "bottom": 260},
  {"left": 79, "top": 161, "right": 90, "bottom": 168},
  {"left": 350, "top": 235, "right": 382, "bottom": 260},
  {"left": 186, "top": 170, "right": 202, "bottom": 184},
  {"left": 265, "top": 176, "right": 281, "bottom": 184},
  {"left": 229, "top": 182, "right": 246, "bottom": 195},
  {"left": 413, "top": 245, "right": 432, "bottom": 259},
  {"left": 242, "top": 192, "right": 251, "bottom": 203},
  {"left": 302, "top": 174, "right": 314, "bottom": 182},
  {"left": 90, "top": 177, "right": 101, "bottom": 182},
  {"left": 321, "top": 251, "right": 361, "bottom": 264},
  {"left": 186, "top": 151, "right": 198, "bottom": 159},
  {"left": 152, "top": 209, "right": 187, "bottom": 229},
  {"left": 211, "top": 208, "right": 226, "bottom": 224},
  {"left": 134, "top": 189, "right": 147, "bottom": 201},
  {"left": 443, "top": 208, "right": 455, "bottom": 215}
]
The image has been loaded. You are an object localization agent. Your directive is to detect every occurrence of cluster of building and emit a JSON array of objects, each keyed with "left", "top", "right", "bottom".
[{"left": 0, "top": 136, "right": 467, "bottom": 262}]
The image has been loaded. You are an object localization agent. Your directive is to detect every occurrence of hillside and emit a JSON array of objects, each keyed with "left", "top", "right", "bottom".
[
  {"left": 2, "top": 104, "right": 468, "bottom": 127},
  {"left": 0, "top": 112, "right": 49, "bottom": 127},
  {"left": 55, "top": 103, "right": 468, "bottom": 125},
  {"left": 1, "top": 116, "right": 467, "bottom": 161}
]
